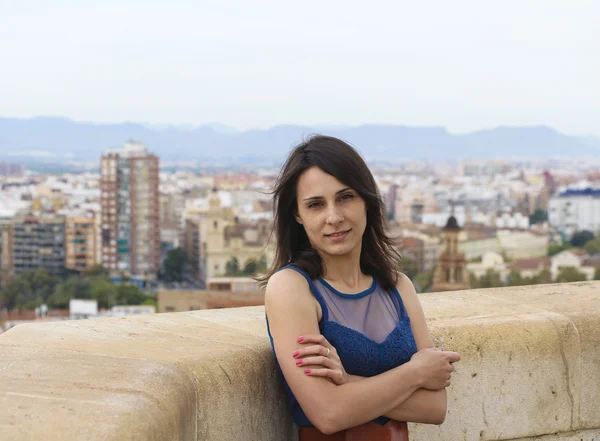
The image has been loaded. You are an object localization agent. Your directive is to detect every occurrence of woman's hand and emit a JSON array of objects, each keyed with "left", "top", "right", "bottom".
[
  {"left": 292, "top": 334, "right": 350, "bottom": 385},
  {"left": 410, "top": 348, "right": 461, "bottom": 390}
]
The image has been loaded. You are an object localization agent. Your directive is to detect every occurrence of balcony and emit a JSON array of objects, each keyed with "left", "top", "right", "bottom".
[{"left": 1, "top": 282, "right": 599, "bottom": 440}]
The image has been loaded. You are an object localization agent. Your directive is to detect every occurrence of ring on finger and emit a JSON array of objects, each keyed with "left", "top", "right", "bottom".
[{"left": 326, "top": 348, "right": 330, "bottom": 358}]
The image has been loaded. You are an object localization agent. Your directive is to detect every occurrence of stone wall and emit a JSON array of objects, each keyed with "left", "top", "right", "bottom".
[{"left": 1, "top": 282, "right": 599, "bottom": 441}]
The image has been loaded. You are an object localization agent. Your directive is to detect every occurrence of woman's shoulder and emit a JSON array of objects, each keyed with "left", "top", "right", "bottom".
[
  {"left": 265, "top": 267, "right": 313, "bottom": 303},
  {"left": 265, "top": 267, "right": 319, "bottom": 320},
  {"left": 394, "top": 272, "right": 418, "bottom": 299}
]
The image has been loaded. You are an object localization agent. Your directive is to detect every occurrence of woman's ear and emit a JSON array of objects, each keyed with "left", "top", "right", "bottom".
[{"left": 295, "top": 213, "right": 303, "bottom": 225}]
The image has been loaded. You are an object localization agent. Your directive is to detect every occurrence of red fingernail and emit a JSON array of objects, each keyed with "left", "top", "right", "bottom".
[
  {"left": 304, "top": 369, "right": 311, "bottom": 374},
  {"left": 296, "top": 359, "right": 302, "bottom": 365},
  {"left": 297, "top": 336, "right": 304, "bottom": 342},
  {"left": 292, "top": 351, "right": 299, "bottom": 357}
]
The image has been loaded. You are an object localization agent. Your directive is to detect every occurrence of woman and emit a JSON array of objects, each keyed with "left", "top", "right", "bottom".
[{"left": 263, "top": 135, "right": 460, "bottom": 440}]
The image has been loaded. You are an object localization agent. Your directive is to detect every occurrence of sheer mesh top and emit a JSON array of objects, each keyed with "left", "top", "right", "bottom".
[{"left": 266, "top": 265, "right": 418, "bottom": 427}]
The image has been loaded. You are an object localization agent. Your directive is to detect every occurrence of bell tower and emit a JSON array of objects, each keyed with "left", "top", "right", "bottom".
[{"left": 431, "top": 214, "right": 469, "bottom": 292}]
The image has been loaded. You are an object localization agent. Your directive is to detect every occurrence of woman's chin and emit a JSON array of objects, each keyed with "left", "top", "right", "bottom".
[{"left": 321, "top": 242, "right": 360, "bottom": 257}]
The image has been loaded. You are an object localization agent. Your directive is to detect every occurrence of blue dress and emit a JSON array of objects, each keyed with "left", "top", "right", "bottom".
[{"left": 266, "top": 265, "right": 418, "bottom": 427}]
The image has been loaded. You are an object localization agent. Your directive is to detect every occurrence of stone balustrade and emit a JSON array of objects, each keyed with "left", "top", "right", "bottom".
[{"left": 1, "top": 281, "right": 599, "bottom": 441}]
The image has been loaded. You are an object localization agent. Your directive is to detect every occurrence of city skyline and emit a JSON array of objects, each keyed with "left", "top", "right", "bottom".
[{"left": 1, "top": 1, "right": 599, "bottom": 136}]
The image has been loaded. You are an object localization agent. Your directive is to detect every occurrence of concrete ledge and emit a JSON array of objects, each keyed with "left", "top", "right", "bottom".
[{"left": 1, "top": 282, "right": 599, "bottom": 440}]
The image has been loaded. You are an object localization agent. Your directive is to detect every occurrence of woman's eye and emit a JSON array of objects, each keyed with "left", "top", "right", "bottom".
[
  {"left": 340, "top": 193, "right": 354, "bottom": 201},
  {"left": 308, "top": 202, "right": 323, "bottom": 209}
]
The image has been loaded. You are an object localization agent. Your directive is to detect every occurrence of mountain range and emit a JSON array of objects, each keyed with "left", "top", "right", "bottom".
[{"left": 1, "top": 116, "right": 599, "bottom": 164}]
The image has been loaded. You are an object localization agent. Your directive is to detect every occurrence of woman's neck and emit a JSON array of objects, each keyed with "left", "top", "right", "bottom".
[{"left": 320, "top": 247, "right": 368, "bottom": 291}]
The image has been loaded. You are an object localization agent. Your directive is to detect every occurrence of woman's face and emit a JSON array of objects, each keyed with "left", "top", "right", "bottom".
[{"left": 295, "top": 166, "right": 367, "bottom": 258}]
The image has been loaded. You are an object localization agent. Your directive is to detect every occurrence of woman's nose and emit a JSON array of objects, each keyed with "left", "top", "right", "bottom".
[{"left": 325, "top": 207, "right": 343, "bottom": 225}]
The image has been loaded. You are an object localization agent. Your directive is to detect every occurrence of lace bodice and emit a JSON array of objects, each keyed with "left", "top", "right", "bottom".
[{"left": 266, "top": 266, "right": 418, "bottom": 427}]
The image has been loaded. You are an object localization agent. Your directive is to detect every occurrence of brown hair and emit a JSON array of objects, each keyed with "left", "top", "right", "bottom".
[{"left": 258, "top": 135, "right": 402, "bottom": 291}]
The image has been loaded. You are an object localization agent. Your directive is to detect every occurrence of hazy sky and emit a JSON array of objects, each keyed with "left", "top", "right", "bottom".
[{"left": 1, "top": 1, "right": 599, "bottom": 136}]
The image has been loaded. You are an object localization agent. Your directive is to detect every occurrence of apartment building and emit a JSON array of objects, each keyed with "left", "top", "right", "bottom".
[
  {"left": 65, "top": 216, "right": 96, "bottom": 273},
  {"left": 100, "top": 141, "right": 160, "bottom": 281},
  {"left": 549, "top": 188, "right": 600, "bottom": 238},
  {"left": 12, "top": 215, "right": 66, "bottom": 277},
  {"left": 0, "top": 218, "right": 13, "bottom": 286}
]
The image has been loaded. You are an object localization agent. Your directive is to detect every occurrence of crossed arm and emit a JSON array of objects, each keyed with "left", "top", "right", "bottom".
[{"left": 266, "top": 269, "right": 459, "bottom": 433}]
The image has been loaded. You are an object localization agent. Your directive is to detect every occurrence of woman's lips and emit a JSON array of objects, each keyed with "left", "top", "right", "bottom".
[{"left": 325, "top": 229, "right": 351, "bottom": 241}]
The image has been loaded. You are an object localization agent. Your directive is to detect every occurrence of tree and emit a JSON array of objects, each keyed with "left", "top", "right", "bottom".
[
  {"left": 413, "top": 270, "right": 434, "bottom": 293},
  {"left": 594, "top": 267, "right": 600, "bottom": 281},
  {"left": 257, "top": 255, "right": 268, "bottom": 272},
  {"left": 162, "top": 248, "right": 188, "bottom": 282},
  {"left": 47, "top": 276, "right": 92, "bottom": 309},
  {"left": 85, "top": 264, "right": 108, "bottom": 277},
  {"left": 555, "top": 266, "right": 587, "bottom": 283},
  {"left": 532, "top": 268, "right": 552, "bottom": 284},
  {"left": 225, "top": 257, "right": 240, "bottom": 276},
  {"left": 243, "top": 259, "right": 258, "bottom": 276},
  {"left": 0, "top": 268, "right": 59, "bottom": 310},
  {"left": 399, "top": 256, "right": 418, "bottom": 280},
  {"left": 89, "top": 276, "right": 115, "bottom": 309},
  {"left": 470, "top": 269, "right": 504, "bottom": 289},
  {"left": 115, "top": 284, "right": 146, "bottom": 305},
  {"left": 584, "top": 237, "right": 600, "bottom": 255},
  {"left": 507, "top": 270, "right": 529, "bottom": 286},
  {"left": 570, "top": 230, "right": 595, "bottom": 248},
  {"left": 548, "top": 243, "right": 572, "bottom": 257},
  {"left": 529, "top": 209, "right": 548, "bottom": 225}
]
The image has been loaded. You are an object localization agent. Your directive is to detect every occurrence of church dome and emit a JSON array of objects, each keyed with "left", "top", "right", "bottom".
[{"left": 443, "top": 215, "right": 461, "bottom": 231}]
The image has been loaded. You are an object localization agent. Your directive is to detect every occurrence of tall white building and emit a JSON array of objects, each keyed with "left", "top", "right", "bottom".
[{"left": 548, "top": 189, "right": 600, "bottom": 238}]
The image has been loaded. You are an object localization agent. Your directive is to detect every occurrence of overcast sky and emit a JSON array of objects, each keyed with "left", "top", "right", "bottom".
[{"left": 1, "top": 1, "right": 599, "bottom": 136}]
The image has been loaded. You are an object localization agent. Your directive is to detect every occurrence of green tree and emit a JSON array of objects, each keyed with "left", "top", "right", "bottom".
[
  {"left": 470, "top": 269, "right": 504, "bottom": 289},
  {"left": 115, "top": 284, "right": 146, "bottom": 305},
  {"left": 141, "top": 297, "right": 158, "bottom": 309},
  {"left": 555, "top": 266, "right": 587, "bottom": 283},
  {"left": 162, "top": 248, "right": 188, "bottom": 282},
  {"left": 594, "top": 267, "right": 600, "bottom": 281},
  {"left": 548, "top": 243, "right": 572, "bottom": 257},
  {"left": 413, "top": 270, "right": 434, "bottom": 293},
  {"left": 529, "top": 209, "right": 548, "bottom": 225},
  {"left": 507, "top": 270, "right": 528, "bottom": 286},
  {"left": 0, "top": 268, "right": 59, "bottom": 310},
  {"left": 89, "top": 276, "right": 115, "bottom": 309},
  {"left": 225, "top": 257, "right": 240, "bottom": 276},
  {"left": 532, "top": 268, "right": 553, "bottom": 284},
  {"left": 584, "top": 237, "right": 600, "bottom": 255},
  {"left": 243, "top": 259, "right": 258, "bottom": 276},
  {"left": 47, "top": 276, "right": 92, "bottom": 309},
  {"left": 399, "top": 256, "right": 418, "bottom": 280},
  {"left": 85, "top": 264, "right": 108, "bottom": 277},
  {"left": 258, "top": 255, "right": 268, "bottom": 272},
  {"left": 570, "top": 230, "right": 595, "bottom": 248}
]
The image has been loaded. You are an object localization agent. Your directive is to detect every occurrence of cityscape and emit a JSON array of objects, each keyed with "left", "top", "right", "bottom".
[
  {"left": 1, "top": 2, "right": 599, "bottom": 439},
  {"left": 1, "top": 136, "right": 599, "bottom": 332}
]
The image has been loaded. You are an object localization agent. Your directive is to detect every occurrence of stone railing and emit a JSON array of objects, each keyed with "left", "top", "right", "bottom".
[{"left": 1, "top": 282, "right": 599, "bottom": 441}]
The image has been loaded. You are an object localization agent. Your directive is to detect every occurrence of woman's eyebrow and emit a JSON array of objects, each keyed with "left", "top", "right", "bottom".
[{"left": 302, "top": 187, "right": 351, "bottom": 201}]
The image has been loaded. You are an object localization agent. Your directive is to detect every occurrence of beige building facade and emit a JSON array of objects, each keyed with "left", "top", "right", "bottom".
[
  {"left": 185, "top": 189, "right": 272, "bottom": 283},
  {"left": 65, "top": 216, "right": 96, "bottom": 273}
]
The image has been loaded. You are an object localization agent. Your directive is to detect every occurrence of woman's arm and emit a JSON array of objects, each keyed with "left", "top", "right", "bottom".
[
  {"left": 394, "top": 274, "right": 450, "bottom": 423},
  {"left": 266, "top": 269, "right": 457, "bottom": 434},
  {"left": 352, "top": 274, "right": 451, "bottom": 424},
  {"left": 347, "top": 374, "right": 447, "bottom": 424},
  {"left": 299, "top": 274, "right": 454, "bottom": 425}
]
